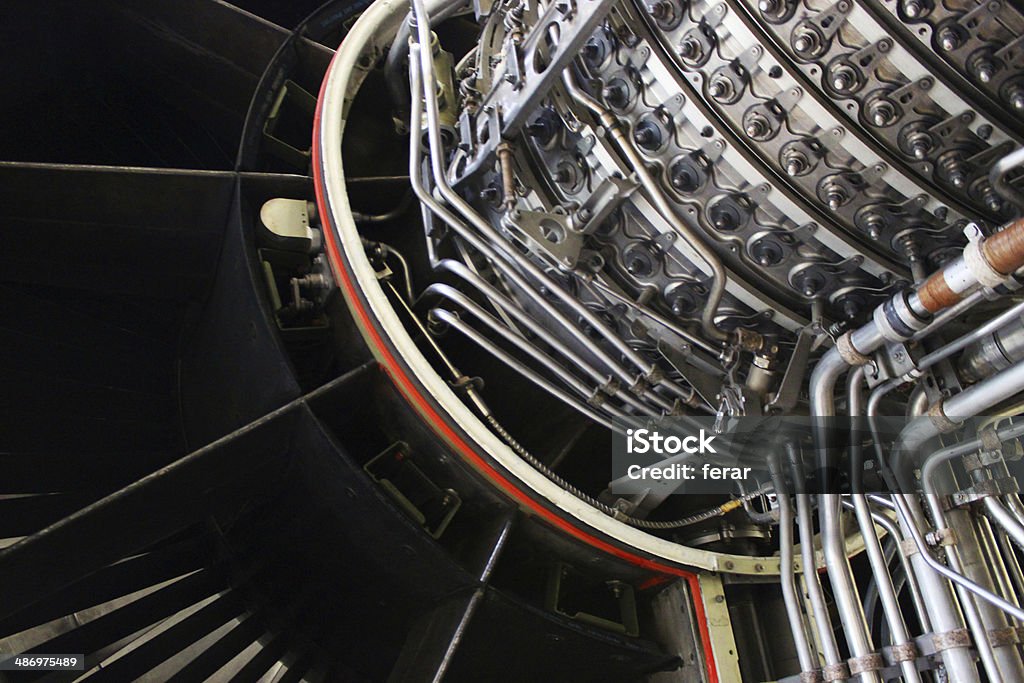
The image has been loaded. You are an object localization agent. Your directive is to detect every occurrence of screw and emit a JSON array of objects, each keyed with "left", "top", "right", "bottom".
[
  {"left": 938, "top": 26, "right": 961, "bottom": 52},
  {"left": 981, "top": 185, "right": 1003, "bottom": 213},
  {"left": 946, "top": 162, "right": 967, "bottom": 188},
  {"left": 792, "top": 28, "right": 818, "bottom": 55},
  {"left": 783, "top": 149, "right": 809, "bottom": 176},
  {"left": 525, "top": 121, "right": 548, "bottom": 138},
  {"left": 759, "top": 0, "right": 779, "bottom": 12},
  {"left": 709, "top": 76, "right": 730, "bottom": 99},
  {"left": 602, "top": 82, "right": 629, "bottom": 108},
  {"left": 842, "top": 298, "right": 860, "bottom": 319},
  {"left": 647, "top": 0, "right": 673, "bottom": 20},
  {"left": 831, "top": 64, "right": 857, "bottom": 92},
  {"left": 868, "top": 98, "right": 896, "bottom": 126},
  {"left": 903, "top": 0, "right": 926, "bottom": 17},
  {"left": 1008, "top": 84, "right": 1024, "bottom": 110},
  {"left": 975, "top": 57, "right": 996, "bottom": 84},
  {"left": 864, "top": 214, "right": 884, "bottom": 239},
  {"left": 679, "top": 37, "right": 702, "bottom": 61},
  {"left": 907, "top": 131, "right": 932, "bottom": 159},
  {"left": 824, "top": 184, "right": 847, "bottom": 210},
  {"left": 745, "top": 113, "right": 770, "bottom": 138}
]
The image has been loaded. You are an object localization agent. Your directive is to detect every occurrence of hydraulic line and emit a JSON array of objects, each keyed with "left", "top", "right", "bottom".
[
  {"left": 426, "top": 295, "right": 641, "bottom": 417},
  {"left": 770, "top": 454, "right": 818, "bottom": 679},
  {"left": 561, "top": 67, "right": 731, "bottom": 344},
  {"left": 786, "top": 442, "right": 844, "bottom": 676},
  {"left": 425, "top": 265, "right": 659, "bottom": 414},
  {"left": 406, "top": 8, "right": 699, "bottom": 394},
  {"left": 405, "top": 48, "right": 679, "bottom": 414},
  {"left": 847, "top": 369, "right": 921, "bottom": 683}
]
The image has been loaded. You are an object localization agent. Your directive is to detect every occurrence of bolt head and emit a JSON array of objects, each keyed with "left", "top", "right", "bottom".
[{"left": 832, "top": 74, "right": 851, "bottom": 90}]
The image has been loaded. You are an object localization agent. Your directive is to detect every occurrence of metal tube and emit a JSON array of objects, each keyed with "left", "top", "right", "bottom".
[
  {"left": 424, "top": 281, "right": 647, "bottom": 415},
  {"left": 847, "top": 370, "right": 921, "bottom": 683},
  {"left": 919, "top": 300, "right": 1024, "bottom": 374},
  {"left": 866, "top": 395, "right": 982, "bottom": 679},
  {"left": 974, "top": 514, "right": 1022, "bottom": 615},
  {"left": 431, "top": 308, "right": 620, "bottom": 431},
  {"left": 786, "top": 443, "right": 844, "bottom": 670},
  {"left": 820, "top": 493, "right": 881, "bottom": 681},
  {"left": 911, "top": 290, "right": 987, "bottom": 341},
  {"left": 895, "top": 361, "right": 1024, "bottom": 479},
  {"left": 560, "top": 68, "right": 731, "bottom": 343},
  {"left": 996, "top": 525, "right": 1024, "bottom": 603},
  {"left": 405, "top": 49, "right": 679, "bottom": 414},
  {"left": 889, "top": 494, "right": 988, "bottom": 681},
  {"left": 923, "top": 469, "right": 1024, "bottom": 681},
  {"left": 817, "top": 368, "right": 880, "bottom": 681},
  {"left": 920, "top": 422, "right": 1024, "bottom": 496},
  {"left": 407, "top": 10, "right": 676, "bottom": 385},
  {"left": 771, "top": 454, "right": 818, "bottom": 677},
  {"left": 384, "top": 0, "right": 468, "bottom": 129},
  {"left": 842, "top": 497, "right": 931, "bottom": 632},
  {"left": 986, "top": 497, "right": 1024, "bottom": 551}
]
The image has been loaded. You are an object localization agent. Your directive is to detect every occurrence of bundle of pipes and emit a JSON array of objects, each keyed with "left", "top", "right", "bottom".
[{"left": 792, "top": 217, "right": 1024, "bottom": 682}]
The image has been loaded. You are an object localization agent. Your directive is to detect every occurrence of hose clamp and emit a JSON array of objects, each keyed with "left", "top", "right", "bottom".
[
  {"left": 799, "top": 671, "right": 823, "bottom": 683},
  {"left": 821, "top": 663, "right": 849, "bottom": 682},
  {"left": 848, "top": 653, "right": 885, "bottom": 675},
  {"left": 979, "top": 425, "right": 1002, "bottom": 453},
  {"left": 932, "top": 628, "right": 971, "bottom": 652},
  {"left": 889, "top": 642, "right": 918, "bottom": 662},
  {"left": 836, "top": 331, "right": 871, "bottom": 366},
  {"left": 988, "top": 627, "right": 1020, "bottom": 647},
  {"left": 927, "top": 399, "right": 962, "bottom": 434},
  {"left": 965, "top": 238, "right": 1008, "bottom": 289}
]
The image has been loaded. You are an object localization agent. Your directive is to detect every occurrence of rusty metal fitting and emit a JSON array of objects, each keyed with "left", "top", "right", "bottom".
[
  {"left": 836, "top": 331, "right": 872, "bottom": 366},
  {"left": 988, "top": 626, "right": 1020, "bottom": 647},
  {"left": 927, "top": 399, "right": 962, "bottom": 434},
  {"left": 889, "top": 642, "right": 918, "bottom": 662},
  {"left": 979, "top": 425, "right": 1002, "bottom": 453},
  {"left": 733, "top": 327, "right": 765, "bottom": 353},
  {"left": 932, "top": 628, "right": 971, "bottom": 651},
  {"left": 821, "top": 662, "right": 850, "bottom": 681},
  {"left": 848, "top": 653, "right": 885, "bottom": 675}
]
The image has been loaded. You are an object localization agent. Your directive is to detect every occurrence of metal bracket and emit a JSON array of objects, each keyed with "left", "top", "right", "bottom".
[
  {"left": 459, "top": 0, "right": 618, "bottom": 181},
  {"left": 766, "top": 327, "right": 814, "bottom": 413},
  {"left": 574, "top": 175, "right": 639, "bottom": 234},
  {"left": 503, "top": 210, "right": 582, "bottom": 268},
  {"left": 806, "top": 0, "right": 852, "bottom": 41},
  {"left": 950, "top": 476, "right": 1020, "bottom": 507}
]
